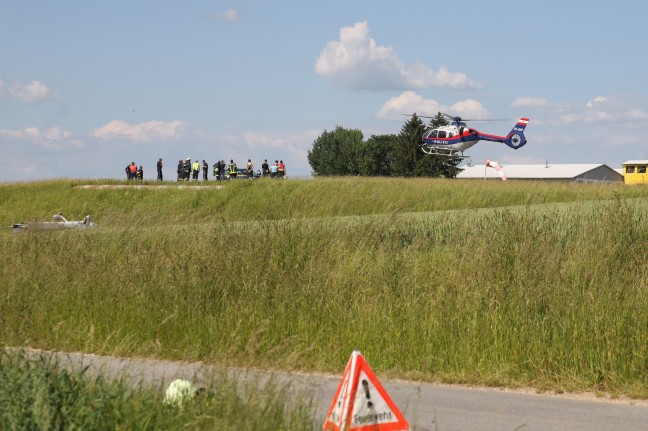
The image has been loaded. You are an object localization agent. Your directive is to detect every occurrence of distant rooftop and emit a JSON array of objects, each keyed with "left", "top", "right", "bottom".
[
  {"left": 622, "top": 160, "right": 648, "bottom": 165},
  {"left": 457, "top": 163, "right": 623, "bottom": 182}
]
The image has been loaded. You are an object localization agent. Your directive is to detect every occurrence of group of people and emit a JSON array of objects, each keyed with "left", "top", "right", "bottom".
[
  {"left": 125, "top": 158, "right": 286, "bottom": 181},
  {"left": 209, "top": 159, "right": 287, "bottom": 180},
  {"left": 124, "top": 162, "right": 144, "bottom": 180},
  {"left": 174, "top": 158, "right": 210, "bottom": 181}
]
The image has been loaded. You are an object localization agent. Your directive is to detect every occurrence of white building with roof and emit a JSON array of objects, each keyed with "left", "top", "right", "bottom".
[{"left": 457, "top": 163, "right": 623, "bottom": 183}]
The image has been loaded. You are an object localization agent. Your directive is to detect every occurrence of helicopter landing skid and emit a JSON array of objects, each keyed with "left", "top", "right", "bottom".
[{"left": 420, "top": 145, "right": 469, "bottom": 160}]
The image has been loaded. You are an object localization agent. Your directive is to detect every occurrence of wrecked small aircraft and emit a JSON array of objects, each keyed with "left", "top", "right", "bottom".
[{"left": 10, "top": 213, "right": 97, "bottom": 231}]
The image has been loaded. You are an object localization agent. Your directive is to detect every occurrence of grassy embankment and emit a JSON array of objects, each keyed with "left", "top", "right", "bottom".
[
  {"left": 0, "top": 349, "right": 316, "bottom": 430},
  {"left": 1, "top": 178, "right": 647, "bottom": 398}
]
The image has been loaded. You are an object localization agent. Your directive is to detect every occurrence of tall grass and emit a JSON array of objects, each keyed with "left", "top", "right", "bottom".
[
  {"left": 1, "top": 179, "right": 647, "bottom": 398},
  {"left": 0, "top": 349, "right": 316, "bottom": 430}
]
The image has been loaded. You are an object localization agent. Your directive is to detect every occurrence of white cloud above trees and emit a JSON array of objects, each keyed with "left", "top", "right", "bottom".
[
  {"left": 315, "top": 22, "right": 480, "bottom": 91},
  {"left": 376, "top": 91, "right": 489, "bottom": 120}
]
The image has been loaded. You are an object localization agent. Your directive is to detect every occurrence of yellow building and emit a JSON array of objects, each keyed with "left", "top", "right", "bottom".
[{"left": 622, "top": 160, "right": 648, "bottom": 184}]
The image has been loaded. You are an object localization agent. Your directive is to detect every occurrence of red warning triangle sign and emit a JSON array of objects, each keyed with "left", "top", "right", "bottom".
[{"left": 323, "top": 351, "right": 409, "bottom": 431}]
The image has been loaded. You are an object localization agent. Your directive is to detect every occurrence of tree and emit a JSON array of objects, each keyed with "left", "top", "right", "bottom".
[
  {"left": 308, "top": 126, "right": 363, "bottom": 176},
  {"left": 356, "top": 134, "right": 397, "bottom": 176},
  {"left": 428, "top": 112, "right": 448, "bottom": 129},
  {"left": 414, "top": 154, "right": 462, "bottom": 177},
  {"left": 393, "top": 114, "right": 425, "bottom": 177}
]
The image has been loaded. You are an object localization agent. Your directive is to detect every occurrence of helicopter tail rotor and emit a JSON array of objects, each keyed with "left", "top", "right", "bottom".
[{"left": 503, "top": 117, "right": 529, "bottom": 149}]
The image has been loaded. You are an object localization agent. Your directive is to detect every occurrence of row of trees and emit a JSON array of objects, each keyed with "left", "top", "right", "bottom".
[{"left": 307, "top": 113, "right": 463, "bottom": 178}]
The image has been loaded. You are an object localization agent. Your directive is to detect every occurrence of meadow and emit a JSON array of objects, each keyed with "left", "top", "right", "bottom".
[{"left": 1, "top": 178, "right": 647, "bottom": 399}]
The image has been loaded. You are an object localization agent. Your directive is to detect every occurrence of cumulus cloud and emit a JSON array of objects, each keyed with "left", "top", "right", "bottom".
[
  {"left": 376, "top": 91, "right": 443, "bottom": 119},
  {"left": 626, "top": 109, "right": 648, "bottom": 120},
  {"left": 556, "top": 96, "right": 648, "bottom": 124},
  {"left": 449, "top": 99, "right": 489, "bottom": 119},
  {"left": 92, "top": 120, "right": 188, "bottom": 143},
  {"left": 210, "top": 8, "right": 238, "bottom": 21},
  {"left": 586, "top": 96, "right": 608, "bottom": 108},
  {"left": 0, "top": 126, "right": 84, "bottom": 150},
  {"left": 0, "top": 79, "right": 58, "bottom": 103},
  {"left": 376, "top": 91, "right": 489, "bottom": 120},
  {"left": 315, "top": 22, "right": 480, "bottom": 91},
  {"left": 512, "top": 97, "right": 548, "bottom": 107}
]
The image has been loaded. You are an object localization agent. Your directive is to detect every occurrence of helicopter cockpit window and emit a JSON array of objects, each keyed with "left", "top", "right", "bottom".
[
  {"left": 438, "top": 131, "right": 447, "bottom": 138},
  {"left": 426, "top": 130, "right": 438, "bottom": 139},
  {"left": 639, "top": 165, "right": 647, "bottom": 174},
  {"left": 626, "top": 166, "right": 635, "bottom": 174}
]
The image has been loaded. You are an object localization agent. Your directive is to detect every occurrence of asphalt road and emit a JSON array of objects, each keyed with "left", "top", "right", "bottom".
[{"left": 29, "top": 350, "right": 648, "bottom": 431}]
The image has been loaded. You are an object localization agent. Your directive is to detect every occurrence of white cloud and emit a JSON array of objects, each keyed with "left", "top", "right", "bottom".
[
  {"left": 376, "top": 91, "right": 489, "bottom": 120},
  {"left": 512, "top": 97, "right": 548, "bottom": 107},
  {"left": 0, "top": 79, "right": 58, "bottom": 103},
  {"left": 211, "top": 8, "right": 238, "bottom": 21},
  {"left": 315, "top": 22, "right": 480, "bottom": 91},
  {"left": 555, "top": 96, "right": 648, "bottom": 124},
  {"left": 586, "top": 96, "right": 608, "bottom": 108},
  {"left": 0, "top": 126, "right": 84, "bottom": 150},
  {"left": 92, "top": 120, "right": 188, "bottom": 143},
  {"left": 626, "top": 109, "right": 648, "bottom": 120},
  {"left": 449, "top": 99, "right": 489, "bottom": 119},
  {"left": 375, "top": 91, "right": 443, "bottom": 119}
]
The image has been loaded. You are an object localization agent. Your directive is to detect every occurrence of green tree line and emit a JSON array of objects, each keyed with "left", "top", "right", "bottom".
[{"left": 307, "top": 113, "right": 463, "bottom": 177}]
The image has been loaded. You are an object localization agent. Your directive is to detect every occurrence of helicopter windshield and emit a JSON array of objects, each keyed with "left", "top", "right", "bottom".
[{"left": 424, "top": 130, "right": 438, "bottom": 139}]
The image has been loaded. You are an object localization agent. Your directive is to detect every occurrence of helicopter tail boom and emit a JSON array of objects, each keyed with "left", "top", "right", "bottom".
[{"left": 502, "top": 117, "right": 529, "bottom": 149}]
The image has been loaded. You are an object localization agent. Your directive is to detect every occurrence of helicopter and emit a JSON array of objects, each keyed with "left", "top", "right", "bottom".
[{"left": 415, "top": 113, "right": 529, "bottom": 158}]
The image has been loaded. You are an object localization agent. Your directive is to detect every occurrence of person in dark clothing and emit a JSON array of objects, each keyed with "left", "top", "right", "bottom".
[
  {"left": 219, "top": 160, "right": 226, "bottom": 180},
  {"left": 136, "top": 166, "right": 143, "bottom": 180},
  {"left": 212, "top": 161, "right": 220, "bottom": 179},
  {"left": 261, "top": 159, "right": 270, "bottom": 177},
  {"left": 184, "top": 158, "right": 191, "bottom": 180},
  {"left": 177, "top": 160, "right": 183, "bottom": 181},
  {"left": 202, "top": 160, "right": 208, "bottom": 181},
  {"left": 157, "top": 158, "right": 163, "bottom": 181}
]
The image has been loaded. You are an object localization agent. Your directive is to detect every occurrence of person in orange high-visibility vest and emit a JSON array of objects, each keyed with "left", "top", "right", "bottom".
[
  {"left": 278, "top": 160, "right": 286, "bottom": 178},
  {"left": 129, "top": 162, "right": 137, "bottom": 180}
]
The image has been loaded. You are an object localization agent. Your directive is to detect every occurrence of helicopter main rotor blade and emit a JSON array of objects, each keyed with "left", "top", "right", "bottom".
[
  {"left": 401, "top": 113, "right": 436, "bottom": 119},
  {"left": 404, "top": 113, "right": 510, "bottom": 121}
]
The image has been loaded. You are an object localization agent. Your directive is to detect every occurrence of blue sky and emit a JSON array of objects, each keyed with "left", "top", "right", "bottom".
[{"left": 2, "top": 0, "right": 647, "bottom": 181}]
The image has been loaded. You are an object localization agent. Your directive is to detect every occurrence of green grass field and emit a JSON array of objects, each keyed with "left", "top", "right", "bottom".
[{"left": 1, "top": 178, "right": 647, "bottom": 399}]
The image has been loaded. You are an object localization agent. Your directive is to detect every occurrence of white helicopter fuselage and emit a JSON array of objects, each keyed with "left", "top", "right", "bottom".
[
  {"left": 420, "top": 117, "right": 529, "bottom": 157},
  {"left": 421, "top": 122, "right": 481, "bottom": 154}
]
